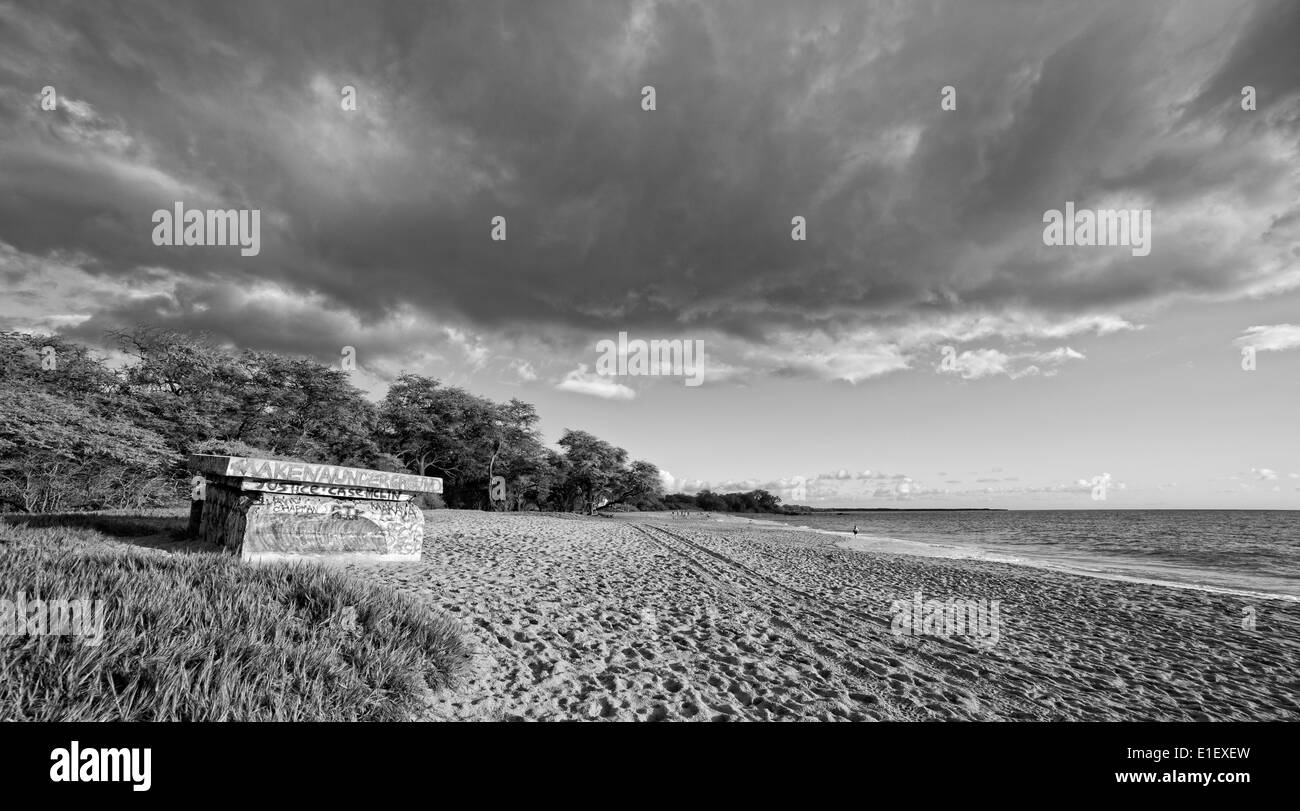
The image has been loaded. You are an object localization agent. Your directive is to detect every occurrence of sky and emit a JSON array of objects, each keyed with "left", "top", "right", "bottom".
[{"left": 1, "top": 0, "right": 1298, "bottom": 508}]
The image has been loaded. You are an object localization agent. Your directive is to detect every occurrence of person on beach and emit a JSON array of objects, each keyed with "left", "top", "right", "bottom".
[{"left": 852, "top": 524, "right": 858, "bottom": 536}]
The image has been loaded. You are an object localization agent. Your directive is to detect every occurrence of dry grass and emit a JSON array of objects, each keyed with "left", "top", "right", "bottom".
[{"left": 0, "top": 516, "right": 471, "bottom": 721}]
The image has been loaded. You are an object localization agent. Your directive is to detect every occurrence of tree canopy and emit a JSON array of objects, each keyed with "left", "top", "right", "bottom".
[{"left": 1, "top": 329, "right": 666, "bottom": 515}]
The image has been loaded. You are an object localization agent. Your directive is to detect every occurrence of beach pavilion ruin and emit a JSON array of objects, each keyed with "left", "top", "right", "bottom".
[{"left": 187, "top": 454, "right": 442, "bottom": 563}]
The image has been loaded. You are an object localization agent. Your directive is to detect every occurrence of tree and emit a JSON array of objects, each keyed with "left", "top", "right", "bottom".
[
  {"left": 604, "top": 460, "right": 664, "bottom": 509},
  {"left": 0, "top": 379, "right": 178, "bottom": 512},
  {"left": 377, "top": 374, "right": 515, "bottom": 508},
  {"left": 2, "top": 329, "right": 676, "bottom": 517},
  {"left": 111, "top": 327, "right": 246, "bottom": 453},
  {"left": 230, "top": 351, "right": 380, "bottom": 465},
  {"left": 481, "top": 399, "right": 549, "bottom": 510},
  {"left": 0, "top": 332, "right": 120, "bottom": 405},
  {"left": 694, "top": 490, "right": 727, "bottom": 512},
  {"left": 555, "top": 430, "right": 629, "bottom": 513},
  {"left": 530, "top": 449, "right": 572, "bottom": 511}
]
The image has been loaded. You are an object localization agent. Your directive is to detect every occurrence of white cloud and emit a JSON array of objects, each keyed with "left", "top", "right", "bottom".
[
  {"left": 502, "top": 358, "right": 537, "bottom": 382},
  {"left": 555, "top": 364, "right": 636, "bottom": 400},
  {"left": 943, "top": 348, "right": 1011, "bottom": 379},
  {"left": 1033, "top": 346, "right": 1086, "bottom": 363},
  {"left": 1234, "top": 324, "right": 1300, "bottom": 352},
  {"left": 938, "top": 344, "right": 1085, "bottom": 380}
]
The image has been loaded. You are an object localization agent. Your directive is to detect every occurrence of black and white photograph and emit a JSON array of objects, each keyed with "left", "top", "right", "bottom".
[{"left": 0, "top": 0, "right": 1295, "bottom": 795}]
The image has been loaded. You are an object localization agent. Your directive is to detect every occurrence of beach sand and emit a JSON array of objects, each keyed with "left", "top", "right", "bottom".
[{"left": 347, "top": 510, "right": 1300, "bottom": 721}]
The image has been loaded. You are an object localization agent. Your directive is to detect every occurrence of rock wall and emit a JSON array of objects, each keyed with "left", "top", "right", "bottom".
[
  {"left": 194, "top": 476, "right": 423, "bottom": 562},
  {"left": 197, "top": 478, "right": 251, "bottom": 553}
]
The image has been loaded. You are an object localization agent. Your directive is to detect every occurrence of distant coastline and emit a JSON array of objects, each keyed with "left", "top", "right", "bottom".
[{"left": 796, "top": 507, "right": 1008, "bottom": 512}]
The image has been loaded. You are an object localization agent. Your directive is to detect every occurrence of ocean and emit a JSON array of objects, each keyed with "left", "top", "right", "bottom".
[{"left": 725, "top": 510, "right": 1300, "bottom": 600}]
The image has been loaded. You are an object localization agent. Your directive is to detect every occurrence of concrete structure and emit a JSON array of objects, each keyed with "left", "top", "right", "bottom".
[{"left": 187, "top": 454, "right": 442, "bottom": 563}]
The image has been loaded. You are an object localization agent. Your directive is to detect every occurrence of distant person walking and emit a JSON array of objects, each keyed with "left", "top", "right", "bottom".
[{"left": 852, "top": 524, "right": 858, "bottom": 536}]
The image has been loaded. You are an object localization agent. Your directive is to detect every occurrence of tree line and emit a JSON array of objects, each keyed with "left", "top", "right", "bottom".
[
  {"left": 0, "top": 328, "right": 801, "bottom": 516},
  {"left": 0, "top": 329, "right": 649, "bottom": 513},
  {"left": 660, "top": 490, "right": 811, "bottom": 515}
]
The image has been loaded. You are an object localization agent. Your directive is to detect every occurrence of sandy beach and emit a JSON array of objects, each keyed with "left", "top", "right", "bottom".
[{"left": 346, "top": 510, "right": 1300, "bottom": 721}]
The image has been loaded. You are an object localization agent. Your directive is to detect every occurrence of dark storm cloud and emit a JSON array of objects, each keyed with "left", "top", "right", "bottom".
[
  {"left": 1, "top": 0, "right": 1297, "bottom": 372},
  {"left": 1179, "top": 0, "right": 1300, "bottom": 123}
]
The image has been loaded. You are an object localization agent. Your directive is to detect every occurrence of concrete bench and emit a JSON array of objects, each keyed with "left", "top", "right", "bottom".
[{"left": 187, "top": 454, "right": 442, "bottom": 563}]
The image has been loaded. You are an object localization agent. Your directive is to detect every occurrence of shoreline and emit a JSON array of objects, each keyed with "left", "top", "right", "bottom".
[{"left": 689, "top": 512, "right": 1300, "bottom": 602}]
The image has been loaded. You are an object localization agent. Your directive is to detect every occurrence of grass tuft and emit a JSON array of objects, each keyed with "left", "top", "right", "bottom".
[{"left": 0, "top": 518, "right": 470, "bottom": 721}]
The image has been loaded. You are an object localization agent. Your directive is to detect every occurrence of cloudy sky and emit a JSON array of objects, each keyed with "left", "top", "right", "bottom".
[{"left": 2, "top": 0, "right": 1298, "bottom": 508}]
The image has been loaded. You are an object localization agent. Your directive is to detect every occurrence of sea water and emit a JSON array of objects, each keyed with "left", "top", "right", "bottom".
[{"left": 734, "top": 510, "right": 1300, "bottom": 600}]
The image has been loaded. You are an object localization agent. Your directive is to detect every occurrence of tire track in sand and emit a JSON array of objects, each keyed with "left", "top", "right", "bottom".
[{"left": 631, "top": 522, "right": 1037, "bottom": 720}]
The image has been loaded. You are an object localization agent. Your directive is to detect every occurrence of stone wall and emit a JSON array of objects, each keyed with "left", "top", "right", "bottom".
[
  {"left": 197, "top": 478, "right": 250, "bottom": 553},
  {"left": 189, "top": 455, "right": 438, "bottom": 564}
]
